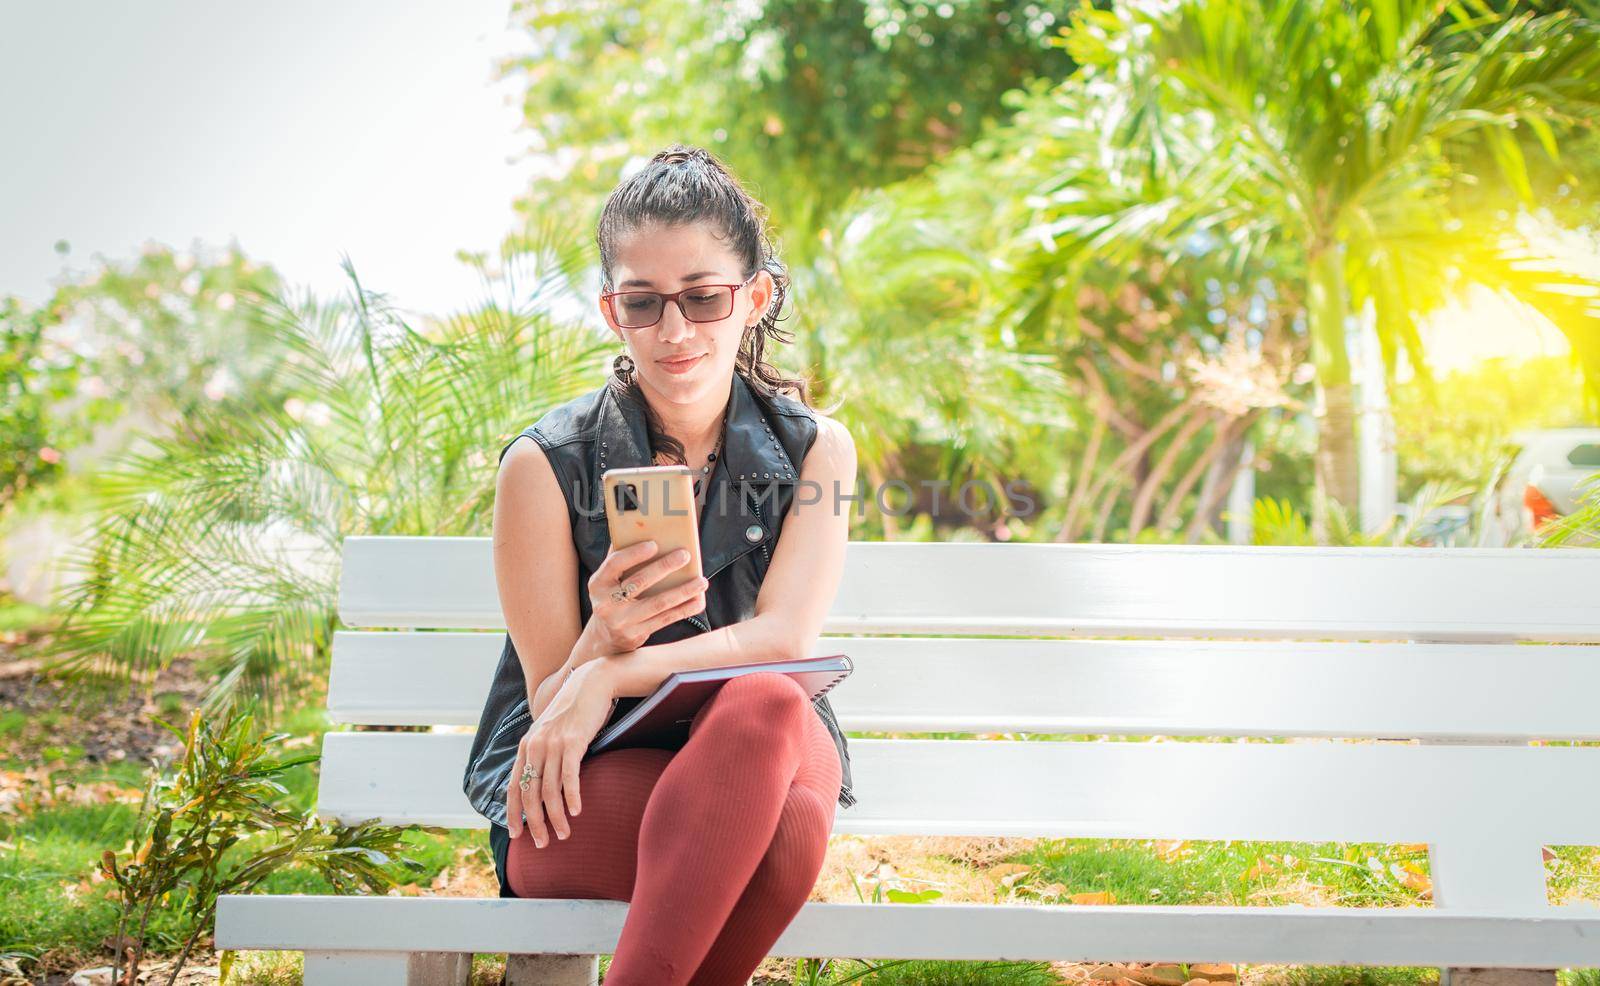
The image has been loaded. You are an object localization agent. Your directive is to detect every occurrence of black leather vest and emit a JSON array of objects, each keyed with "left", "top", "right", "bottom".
[{"left": 461, "top": 371, "right": 855, "bottom": 897}]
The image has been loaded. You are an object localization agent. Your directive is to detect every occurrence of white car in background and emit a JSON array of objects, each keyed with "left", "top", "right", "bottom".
[{"left": 1483, "top": 427, "right": 1600, "bottom": 545}]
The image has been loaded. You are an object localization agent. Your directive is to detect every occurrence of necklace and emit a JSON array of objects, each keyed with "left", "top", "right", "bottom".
[
  {"left": 693, "top": 432, "right": 723, "bottom": 496},
  {"left": 655, "top": 426, "right": 724, "bottom": 496}
]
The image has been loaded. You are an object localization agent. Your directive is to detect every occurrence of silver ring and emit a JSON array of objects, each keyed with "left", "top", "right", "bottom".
[
  {"left": 519, "top": 761, "right": 540, "bottom": 791},
  {"left": 610, "top": 580, "right": 639, "bottom": 602}
]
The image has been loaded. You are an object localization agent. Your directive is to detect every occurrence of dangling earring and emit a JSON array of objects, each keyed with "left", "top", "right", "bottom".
[{"left": 612, "top": 350, "right": 635, "bottom": 383}]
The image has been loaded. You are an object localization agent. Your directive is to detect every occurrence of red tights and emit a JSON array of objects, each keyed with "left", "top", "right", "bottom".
[{"left": 506, "top": 671, "right": 841, "bottom": 986}]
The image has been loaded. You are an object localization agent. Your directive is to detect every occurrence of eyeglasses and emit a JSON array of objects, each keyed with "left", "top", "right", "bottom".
[{"left": 601, "top": 272, "right": 758, "bottom": 330}]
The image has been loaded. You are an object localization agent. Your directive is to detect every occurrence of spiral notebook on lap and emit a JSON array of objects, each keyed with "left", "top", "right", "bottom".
[{"left": 585, "top": 653, "right": 853, "bottom": 757}]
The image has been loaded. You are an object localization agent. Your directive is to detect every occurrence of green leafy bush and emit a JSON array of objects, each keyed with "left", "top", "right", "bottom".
[{"left": 100, "top": 703, "right": 422, "bottom": 986}]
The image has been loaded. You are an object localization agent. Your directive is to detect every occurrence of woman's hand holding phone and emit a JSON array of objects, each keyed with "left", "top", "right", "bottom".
[{"left": 581, "top": 539, "right": 708, "bottom": 655}]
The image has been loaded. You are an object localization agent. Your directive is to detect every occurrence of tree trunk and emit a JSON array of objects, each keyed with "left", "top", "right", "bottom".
[
  {"left": 1158, "top": 412, "right": 1253, "bottom": 534},
  {"left": 1186, "top": 430, "right": 1257, "bottom": 543},
  {"left": 1057, "top": 388, "right": 1110, "bottom": 542},
  {"left": 1127, "top": 408, "right": 1212, "bottom": 537},
  {"left": 1309, "top": 245, "right": 1357, "bottom": 541},
  {"left": 1061, "top": 396, "right": 1200, "bottom": 541}
]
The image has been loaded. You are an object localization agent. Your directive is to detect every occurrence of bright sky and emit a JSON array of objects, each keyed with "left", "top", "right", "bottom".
[
  {"left": 1419, "top": 287, "right": 1571, "bottom": 374},
  {"left": 1417, "top": 215, "right": 1596, "bottom": 375},
  {"left": 0, "top": 0, "right": 538, "bottom": 318}
]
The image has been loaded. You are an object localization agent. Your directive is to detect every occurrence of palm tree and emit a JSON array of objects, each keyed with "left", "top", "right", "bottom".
[
  {"left": 1029, "top": 0, "right": 1600, "bottom": 531},
  {"left": 31, "top": 217, "right": 610, "bottom": 708},
  {"left": 791, "top": 178, "right": 1078, "bottom": 539}
]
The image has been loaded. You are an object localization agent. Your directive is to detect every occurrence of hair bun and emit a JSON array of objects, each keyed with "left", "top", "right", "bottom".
[{"left": 653, "top": 146, "right": 703, "bottom": 166}]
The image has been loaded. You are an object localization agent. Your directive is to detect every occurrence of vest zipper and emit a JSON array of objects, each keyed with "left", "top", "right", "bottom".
[
  {"left": 691, "top": 482, "right": 776, "bottom": 624},
  {"left": 812, "top": 694, "right": 856, "bottom": 807},
  {"left": 747, "top": 484, "right": 772, "bottom": 568},
  {"left": 484, "top": 702, "right": 531, "bottom": 748}
]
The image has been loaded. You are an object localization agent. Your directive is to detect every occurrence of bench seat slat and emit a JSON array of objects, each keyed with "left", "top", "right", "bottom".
[
  {"left": 329, "top": 632, "right": 1600, "bottom": 741},
  {"left": 214, "top": 896, "right": 1600, "bottom": 966},
  {"left": 318, "top": 733, "right": 1600, "bottom": 847},
  {"left": 338, "top": 538, "right": 1600, "bottom": 641}
]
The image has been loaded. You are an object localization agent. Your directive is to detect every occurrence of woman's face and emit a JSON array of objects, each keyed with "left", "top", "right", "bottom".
[{"left": 600, "top": 221, "right": 772, "bottom": 408}]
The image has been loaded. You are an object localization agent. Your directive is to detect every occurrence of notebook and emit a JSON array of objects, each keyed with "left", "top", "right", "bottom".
[{"left": 585, "top": 653, "right": 854, "bottom": 757}]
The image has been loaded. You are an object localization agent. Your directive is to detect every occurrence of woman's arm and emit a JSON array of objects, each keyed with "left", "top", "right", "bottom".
[
  {"left": 594, "top": 415, "right": 858, "bottom": 700},
  {"left": 493, "top": 435, "right": 590, "bottom": 706}
]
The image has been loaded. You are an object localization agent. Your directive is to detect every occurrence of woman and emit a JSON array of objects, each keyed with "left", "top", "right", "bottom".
[{"left": 460, "top": 144, "right": 857, "bottom": 985}]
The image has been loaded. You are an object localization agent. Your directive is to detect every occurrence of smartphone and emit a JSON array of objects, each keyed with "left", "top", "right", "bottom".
[{"left": 600, "top": 464, "right": 704, "bottom": 600}]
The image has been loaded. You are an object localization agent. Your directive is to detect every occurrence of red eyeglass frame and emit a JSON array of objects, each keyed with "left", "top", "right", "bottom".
[{"left": 600, "top": 271, "right": 758, "bottom": 329}]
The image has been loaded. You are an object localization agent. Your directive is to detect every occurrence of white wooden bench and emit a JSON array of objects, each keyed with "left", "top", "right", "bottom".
[{"left": 216, "top": 538, "right": 1600, "bottom": 985}]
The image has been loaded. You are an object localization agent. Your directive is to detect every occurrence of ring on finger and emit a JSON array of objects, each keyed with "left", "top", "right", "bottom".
[
  {"left": 519, "top": 761, "right": 540, "bottom": 791},
  {"left": 610, "top": 579, "right": 640, "bottom": 602}
]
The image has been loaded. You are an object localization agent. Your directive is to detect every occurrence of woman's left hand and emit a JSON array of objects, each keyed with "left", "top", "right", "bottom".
[{"left": 505, "top": 659, "right": 618, "bottom": 846}]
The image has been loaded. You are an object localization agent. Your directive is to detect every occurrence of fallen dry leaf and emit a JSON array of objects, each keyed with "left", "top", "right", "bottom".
[
  {"left": 1398, "top": 860, "right": 1432, "bottom": 895},
  {"left": 1243, "top": 858, "right": 1276, "bottom": 881},
  {"left": 985, "top": 862, "right": 1032, "bottom": 888},
  {"left": 1153, "top": 839, "right": 1190, "bottom": 862}
]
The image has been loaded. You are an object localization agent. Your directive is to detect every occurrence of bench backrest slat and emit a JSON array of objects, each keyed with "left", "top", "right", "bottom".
[
  {"left": 339, "top": 538, "right": 1600, "bottom": 641},
  {"left": 328, "top": 631, "right": 1600, "bottom": 741},
  {"left": 316, "top": 731, "right": 1593, "bottom": 915}
]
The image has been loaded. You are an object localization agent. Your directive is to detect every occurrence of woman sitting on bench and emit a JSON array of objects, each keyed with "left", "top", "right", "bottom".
[{"left": 460, "top": 143, "right": 858, "bottom": 986}]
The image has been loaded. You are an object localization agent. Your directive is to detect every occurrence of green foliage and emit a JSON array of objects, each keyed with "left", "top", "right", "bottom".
[
  {"left": 40, "top": 243, "right": 286, "bottom": 430},
  {"left": 0, "top": 297, "right": 78, "bottom": 514},
  {"left": 799, "top": 957, "right": 1062, "bottom": 986},
  {"left": 29, "top": 219, "right": 612, "bottom": 707},
  {"left": 1251, "top": 496, "right": 1317, "bottom": 546},
  {"left": 1538, "top": 472, "right": 1600, "bottom": 547},
  {"left": 484, "top": 1, "right": 1111, "bottom": 546},
  {"left": 1017, "top": 837, "right": 1438, "bottom": 910},
  {"left": 1252, "top": 480, "right": 1476, "bottom": 546},
  {"left": 788, "top": 176, "right": 1079, "bottom": 540},
  {"left": 99, "top": 702, "right": 421, "bottom": 986},
  {"left": 496, "top": 0, "right": 1075, "bottom": 266},
  {"left": 1392, "top": 355, "right": 1593, "bottom": 497},
  {"left": 1015, "top": 0, "right": 1600, "bottom": 520},
  {"left": 1, "top": 245, "right": 286, "bottom": 514}
]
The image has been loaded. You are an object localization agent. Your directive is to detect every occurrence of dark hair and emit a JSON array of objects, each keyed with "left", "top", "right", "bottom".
[{"left": 596, "top": 143, "right": 827, "bottom": 466}]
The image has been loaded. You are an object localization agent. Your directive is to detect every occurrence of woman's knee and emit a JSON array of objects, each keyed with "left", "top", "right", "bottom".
[
  {"left": 692, "top": 671, "right": 811, "bottom": 744},
  {"left": 715, "top": 671, "right": 811, "bottom": 722}
]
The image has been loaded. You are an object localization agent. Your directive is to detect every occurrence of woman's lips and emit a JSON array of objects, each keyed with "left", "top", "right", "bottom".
[{"left": 658, "top": 353, "right": 706, "bottom": 375}]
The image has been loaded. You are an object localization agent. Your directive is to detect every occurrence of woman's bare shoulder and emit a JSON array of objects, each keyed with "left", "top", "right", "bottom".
[
  {"left": 494, "top": 436, "right": 569, "bottom": 538},
  {"left": 808, "top": 412, "right": 855, "bottom": 457},
  {"left": 798, "top": 412, "right": 857, "bottom": 494}
]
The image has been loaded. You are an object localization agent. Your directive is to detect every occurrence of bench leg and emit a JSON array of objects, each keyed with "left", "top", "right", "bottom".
[
  {"left": 504, "top": 953, "right": 600, "bottom": 986},
  {"left": 1440, "top": 971, "right": 1555, "bottom": 986},
  {"left": 1417, "top": 733, "right": 1557, "bottom": 986},
  {"left": 302, "top": 949, "right": 470, "bottom": 986}
]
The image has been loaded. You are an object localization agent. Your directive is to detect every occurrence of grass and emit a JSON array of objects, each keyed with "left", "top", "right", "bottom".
[{"left": 1008, "top": 837, "right": 1434, "bottom": 908}]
